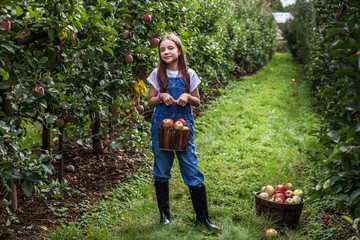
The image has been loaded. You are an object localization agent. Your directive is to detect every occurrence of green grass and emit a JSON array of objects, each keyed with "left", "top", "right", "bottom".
[{"left": 44, "top": 53, "right": 323, "bottom": 239}]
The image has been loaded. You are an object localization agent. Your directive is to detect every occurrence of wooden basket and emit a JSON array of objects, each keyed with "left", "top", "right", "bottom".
[
  {"left": 255, "top": 192, "right": 304, "bottom": 227},
  {"left": 158, "top": 123, "right": 192, "bottom": 151}
]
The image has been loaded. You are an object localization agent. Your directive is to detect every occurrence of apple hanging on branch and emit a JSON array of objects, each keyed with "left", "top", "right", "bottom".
[{"left": 0, "top": 19, "right": 11, "bottom": 34}]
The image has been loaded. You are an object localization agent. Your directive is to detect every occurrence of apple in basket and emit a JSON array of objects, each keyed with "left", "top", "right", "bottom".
[
  {"left": 258, "top": 192, "right": 269, "bottom": 200},
  {"left": 275, "top": 185, "right": 287, "bottom": 194},
  {"left": 262, "top": 185, "right": 275, "bottom": 197},
  {"left": 176, "top": 118, "right": 186, "bottom": 126},
  {"left": 173, "top": 121, "right": 184, "bottom": 129},
  {"left": 273, "top": 193, "right": 285, "bottom": 203},
  {"left": 162, "top": 118, "right": 173, "bottom": 128}
]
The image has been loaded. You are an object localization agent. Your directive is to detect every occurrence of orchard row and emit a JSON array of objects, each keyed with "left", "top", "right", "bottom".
[{"left": 0, "top": 0, "right": 277, "bottom": 208}]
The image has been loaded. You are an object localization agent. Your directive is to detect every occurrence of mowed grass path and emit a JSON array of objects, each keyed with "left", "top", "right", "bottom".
[{"left": 46, "top": 53, "right": 322, "bottom": 240}]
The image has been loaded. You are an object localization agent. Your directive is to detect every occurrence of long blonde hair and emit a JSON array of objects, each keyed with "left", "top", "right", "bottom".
[{"left": 157, "top": 34, "right": 190, "bottom": 93}]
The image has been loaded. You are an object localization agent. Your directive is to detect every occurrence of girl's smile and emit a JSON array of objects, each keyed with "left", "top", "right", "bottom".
[{"left": 160, "top": 39, "right": 181, "bottom": 70}]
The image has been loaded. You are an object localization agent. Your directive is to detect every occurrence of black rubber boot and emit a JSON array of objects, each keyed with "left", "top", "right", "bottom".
[
  {"left": 189, "top": 184, "right": 220, "bottom": 229},
  {"left": 155, "top": 181, "right": 171, "bottom": 225}
]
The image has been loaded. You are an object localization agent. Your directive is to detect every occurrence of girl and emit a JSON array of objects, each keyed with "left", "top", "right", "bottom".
[{"left": 147, "top": 34, "right": 220, "bottom": 229}]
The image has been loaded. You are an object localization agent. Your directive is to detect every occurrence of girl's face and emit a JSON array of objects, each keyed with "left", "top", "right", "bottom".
[{"left": 159, "top": 39, "right": 181, "bottom": 69}]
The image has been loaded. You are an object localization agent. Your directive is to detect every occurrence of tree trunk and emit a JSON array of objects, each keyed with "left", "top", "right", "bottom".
[
  {"left": 42, "top": 123, "right": 51, "bottom": 151},
  {"left": 0, "top": 86, "right": 18, "bottom": 212},
  {"left": 92, "top": 114, "right": 103, "bottom": 154},
  {"left": 58, "top": 127, "right": 64, "bottom": 182}
]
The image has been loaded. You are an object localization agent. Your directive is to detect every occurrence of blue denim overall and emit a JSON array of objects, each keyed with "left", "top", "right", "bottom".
[{"left": 151, "top": 77, "right": 204, "bottom": 187}]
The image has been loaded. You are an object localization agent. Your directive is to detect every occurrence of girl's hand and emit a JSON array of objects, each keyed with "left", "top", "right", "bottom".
[
  {"left": 177, "top": 93, "right": 190, "bottom": 107},
  {"left": 160, "top": 93, "right": 176, "bottom": 106}
]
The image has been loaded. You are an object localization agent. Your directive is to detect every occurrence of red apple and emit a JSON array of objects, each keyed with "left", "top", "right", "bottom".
[
  {"left": 176, "top": 118, "right": 186, "bottom": 127},
  {"left": 150, "top": 38, "right": 160, "bottom": 48},
  {"left": 123, "top": 30, "right": 132, "bottom": 39},
  {"left": 0, "top": 19, "right": 11, "bottom": 34},
  {"left": 115, "top": 155, "right": 122, "bottom": 160},
  {"left": 50, "top": 159, "right": 57, "bottom": 164},
  {"left": 258, "top": 192, "right": 269, "bottom": 200},
  {"left": 162, "top": 118, "right": 173, "bottom": 128},
  {"left": 275, "top": 185, "right": 286, "bottom": 194},
  {"left": 53, "top": 137, "right": 59, "bottom": 143},
  {"left": 262, "top": 185, "right": 275, "bottom": 197},
  {"left": 137, "top": 105, "right": 144, "bottom": 112},
  {"left": 16, "top": 31, "right": 29, "bottom": 43},
  {"left": 285, "top": 182, "right": 294, "bottom": 190},
  {"left": 173, "top": 121, "right": 184, "bottom": 129},
  {"left": 142, "top": 132, "right": 147, "bottom": 137},
  {"left": 125, "top": 54, "right": 133, "bottom": 63},
  {"left": 266, "top": 229, "right": 277, "bottom": 237},
  {"left": 274, "top": 198, "right": 283, "bottom": 203},
  {"left": 108, "top": 61, "right": 116, "bottom": 69},
  {"left": 143, "top": 14, "right": 152, "bottom": 23},
  {"left": 273, "top": 193, "right": 285, "bottom": 202},
  {"left": 34, "top": 86, "right": 45, "bottom": 98},
  {"left": 105, "top": 139, "right": 111, "bottom": 144},
  {"left": 284, "top": 190, "right": 294, "bottom": 199},
  {"left": 0, "top": 199, "right": 8, "bottom": 209},
  {"left": 292, "top": 195, "right": 302, "bottom": 204},
  {"left": 55, "top": 118, "right": 65, "bottom": 127}
]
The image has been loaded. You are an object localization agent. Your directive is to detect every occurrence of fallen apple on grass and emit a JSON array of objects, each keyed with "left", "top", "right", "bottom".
[
  {"left": 266, "top": 228, "right": 277, "bottom": 237},
  {"left": 66, "top": 165, "right": 75, "bottom": 172},
  {"left": 0, "top": 199, "right": 8, "bottom": 209}
]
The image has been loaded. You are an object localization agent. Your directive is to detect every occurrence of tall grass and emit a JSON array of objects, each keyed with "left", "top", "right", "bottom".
[{"left": 45, "top": 53, "right": 322, "bottom": 239}]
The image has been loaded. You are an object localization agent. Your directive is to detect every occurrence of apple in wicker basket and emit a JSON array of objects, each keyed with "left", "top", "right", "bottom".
[
  {"left": 173, "top": 121, "right": 184, "bottom": 129},
  {"left": 162, "top": 118, "right": 173, "bottom": 128}
]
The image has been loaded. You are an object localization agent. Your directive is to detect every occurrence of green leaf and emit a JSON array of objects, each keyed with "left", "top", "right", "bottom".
[
  {"left": 27, "top": 8, "right": 34, "bottom": 18},
  {"left": 1, "top": 44, "right": 15, "bottom": 54},
  {"left": 0, "top": 68, "right": 9, "bottom": 80},
  {"left": 325, "top": 27, "right": 344, "bottom": 42},
  {"left": 15, "top": 6, "right": 23, "bottom": 16},
  {"left": 38, "top": 57, "right": 48, "bottom": 65},
  {"left": 101, "top": 46, "right": 114, "bottom": 56},
  {"left": 347, "top": 81, "right": 360, "bottom": 95},
  {"left": 56, "top": 3, "right": 64, "bottom": 13},
  {"left": 21, "top": 180, "right": 33, "bottom": 197},
  {"left": 350, "top": 188, "right": 360, "bottom": 202}
]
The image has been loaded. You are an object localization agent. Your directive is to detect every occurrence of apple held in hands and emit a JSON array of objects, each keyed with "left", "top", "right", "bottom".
[{"left": 161, "top": 118, "right": 173, "bottom": 128}]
